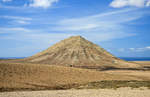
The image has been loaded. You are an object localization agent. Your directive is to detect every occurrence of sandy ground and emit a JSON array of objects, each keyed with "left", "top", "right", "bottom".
[
  {"left": 134, "top": 61, "right": 150, "bottom": 65},
  {"left": 1, "top": 88, "right": 150, "bottom": 97},
  {"left": 103, "top": 70, "right": 150, "bottom": 80}
]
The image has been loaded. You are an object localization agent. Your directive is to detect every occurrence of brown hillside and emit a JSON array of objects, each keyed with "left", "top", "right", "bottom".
[
  {"left": 24, "top": 36, "right": 139, "bottom": 68},
  {"left": 0, "top": 63, "right": 140, "bottom": 91}
]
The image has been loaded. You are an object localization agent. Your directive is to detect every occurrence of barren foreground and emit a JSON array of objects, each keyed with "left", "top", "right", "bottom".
[
  {"left": 0, "top": 62, "right": 145, "bottom": 92},
  {"left": 1, "top": 88, "right": 150, "bottom": 97}
]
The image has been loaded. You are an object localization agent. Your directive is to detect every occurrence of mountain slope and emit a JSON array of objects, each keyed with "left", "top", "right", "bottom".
[{"left": 25, "top": 36, "right": 139, "bottom": 68}]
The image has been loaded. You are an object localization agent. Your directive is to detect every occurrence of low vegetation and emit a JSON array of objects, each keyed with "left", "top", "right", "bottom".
[
  {"left": 1, "top": 80, "right": 150, "bottom": 92},
  {"left": 77, "top": 80, "right": 150, "bottom": 89}
]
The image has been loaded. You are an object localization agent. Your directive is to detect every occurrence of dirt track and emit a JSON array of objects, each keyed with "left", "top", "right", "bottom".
[{"left": 1, "top": 88, "right": 150, "bottom": 97}]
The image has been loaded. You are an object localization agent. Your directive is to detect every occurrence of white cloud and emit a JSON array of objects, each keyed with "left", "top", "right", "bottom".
[
  {"left": 14, "top": 20, "right": 31, "bottom": 24},
  {"left": 29, "top": 0, "right": 59, "bottom": 8},
  {"left": 146, "top": 46, "right": 150, "bottom": 49},
  {"left": 128, "top": 46, "right": 150, "bottom": 52},
  {"left": 2, "top": 0, "right": 12, "bottom": 2},
  {"left": 110, "top": 0, "right": 150, "bottom": 8},
  {"left": 129, "top": 48, "right": 135, "bottom": 50}
]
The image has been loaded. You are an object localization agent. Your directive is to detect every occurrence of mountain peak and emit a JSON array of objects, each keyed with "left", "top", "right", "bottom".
[
  {"left": 72, "top": 35, "right": 83, "bottom": 38},
  {"left": 57, "top": 35, "right": 89, "bottom": 48},
  {"left": 65, "top": 35, "right": 85, "bottom": 42},
  {"left": 72, "top": 35, "right": 85, "bottom": 40}
]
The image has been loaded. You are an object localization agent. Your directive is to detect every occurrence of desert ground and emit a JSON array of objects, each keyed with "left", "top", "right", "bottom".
[
  {"left": 1, "top": 88, "right": 150, "bottom": 97},
  {"left": 1, "top": 62, "right": 146, "bottom": 92},
  {"left": 0, "top": 61, "right": 150, "bottom": 97}
]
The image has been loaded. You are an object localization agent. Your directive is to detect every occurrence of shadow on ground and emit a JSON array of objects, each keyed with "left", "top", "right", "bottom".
[{"left": 74, "top": 66, "right": 150, "bottom": 71}]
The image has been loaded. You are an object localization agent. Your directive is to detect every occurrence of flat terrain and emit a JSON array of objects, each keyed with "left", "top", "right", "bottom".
[
  {"left": 104, "top": 70, "right": 150, "bottom": 80},
  {"left": 0, "top": 61, "right": 150, "bottom": 97},
  {"left": 0, "top": 61, "right": 150, "bottom": 92},
  {"left": 1, "top": 62, "right": 140, "bottom": 92},
  {"left": 1, "top": 88, "right": 150, "bottom": 97}
]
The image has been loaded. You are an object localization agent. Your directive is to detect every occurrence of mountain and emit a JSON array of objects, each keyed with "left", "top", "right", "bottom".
[{"left": 25, "top": 36, "right": 139, "bottom": 68}]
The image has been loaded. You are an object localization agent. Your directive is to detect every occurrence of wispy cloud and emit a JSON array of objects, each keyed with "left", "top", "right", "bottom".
[
  {"left": 0, "top": 8, "right": 147, "bottom": 43},
  {"left": 129, "top": 46, "right": 150, "bottom": 52},
  {"left": 117, "top": 46, "right": 150, "bottom": 53},
  {"left": 0, "top": 27, "right": 73, "bottom": 43},
  {"left": 53, "top": 8, "right": 139, "bottom": 30},
  {"left": 2, "top": 0, "right": 12, "bottom": 2},
  {"left": 0, "top": 27, "right": 32, "bottom": 34},
  {"left": 0, "top": 16, "right": 32, "bottom": 21},
  {"left": 110, "top": 0, "right": 150, "bottom": 8},
  {"left": 0, "top": 16, "right": 32, "bottom": 25},
  {"left": 50, "top": 8, "right": 144, "bottom": 41}
]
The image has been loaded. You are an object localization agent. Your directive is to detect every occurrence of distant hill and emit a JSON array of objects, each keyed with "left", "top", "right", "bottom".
[{"left": 25, "top": 36, "right": 139, "bottom": 68}]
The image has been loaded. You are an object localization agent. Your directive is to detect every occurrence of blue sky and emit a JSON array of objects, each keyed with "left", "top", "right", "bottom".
[{"left": 0, "top": 0, "right": 150, "bottom": 57}]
